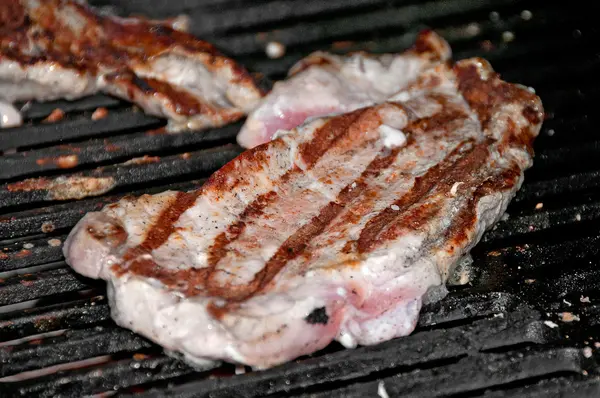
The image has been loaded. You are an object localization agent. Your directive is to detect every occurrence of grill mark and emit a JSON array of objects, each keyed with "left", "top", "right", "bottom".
[
  {"left": 298, "top": 108, "right": 367, "bottom": 167},
  {"left": 206, "top": 190, "right": 280, "bottom": 267},
  {"left": 357, "top": 140, "right": 492, "bottom": 253},
  {"left": 204, "top": 147, "right": 404, "bottom": 303},
  {"left": 113, "top": 191, "right": 201, "bottom": 276},
  {"left": 445, "top": 163, "right": 521, "bottom": 248}
]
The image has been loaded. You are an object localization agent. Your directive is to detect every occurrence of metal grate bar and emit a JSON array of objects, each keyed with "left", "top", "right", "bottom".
[
  {"left": 0, "top": 326, "right": 152, "bottom": 377},
  {"left": 0, "top": 124, "right": 240, "bottom": 180},
  {"left": 19, "top": 95, "right": 123, "bottom": 121},
  {"left": 129, "top": 309, "right": 554, "bottom": 398},
  {"left": 5, "top": 354, "right": 196, "bottom": 398},
  {"left": 0, "top": 295, "right": 108, "bottom": 342},
  {"left": 295, "top": 348, "right": 583, "bottom": 398},
  {"left": 0, "top": 145, "right": 241, "bottom": 210},
  {"left": 0, "top": 267, "right": 90, "bottom": 307},
  {"left": 0, "top": 110, "right": 163, "bottom": 152},
  {"left": 0, "top": 179, "right": 208, "bottom": 240}
]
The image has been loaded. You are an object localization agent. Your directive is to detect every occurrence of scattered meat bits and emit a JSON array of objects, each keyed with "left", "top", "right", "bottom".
[
  {"left": 559, "top": 312, "right": 580, "bottom": 323},
  {"left": 43, "top": 108, "right": 65, "bottom": 123},
  {"left": 92, "top": 107, "right": 109, "bottom": 120},
  {"left": 48, "top": 238, "right": 62, "bottom": 247}
]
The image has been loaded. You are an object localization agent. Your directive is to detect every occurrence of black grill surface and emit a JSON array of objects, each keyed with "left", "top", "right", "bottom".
[{"left": 1, "top": 0, "right": 600, "bottom": 396}]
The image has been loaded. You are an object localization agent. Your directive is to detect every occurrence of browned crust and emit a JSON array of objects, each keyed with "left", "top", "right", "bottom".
[
  {"left": 0, "top": 0, "right": 262, "bottom": 119},
  {"left": 105, "top": 49, "right": 542, "bottom": 317}
]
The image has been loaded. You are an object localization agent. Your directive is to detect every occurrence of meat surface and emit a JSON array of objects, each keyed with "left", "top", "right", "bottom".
[
  {"left": 237, "top": 30, "right": 451, "bottom": 148},
  {"left": 0, "top": 0, "right": 264, "bottom": 130},
  {"left": 64, "top": 54, "right": 543, "bottom": 369}
]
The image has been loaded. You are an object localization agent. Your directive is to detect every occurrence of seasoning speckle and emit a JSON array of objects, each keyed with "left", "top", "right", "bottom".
[{"left": 390, "top": 204, "right": 400, "bottom": 211}]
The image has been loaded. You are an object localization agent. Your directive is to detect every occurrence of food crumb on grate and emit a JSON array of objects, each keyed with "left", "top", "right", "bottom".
[
  {"left": 43, "top": 108, "right": 65, "bottom": 123},
  {"left": 544, "top": 320, "right": 559, "bottom": 328},
  {"left": 92, "top": 107, "right": 109, "bottom": 120},
  {"left": 235, "top": 365, "right": 246, "bottom": 374},
  {"left": 266, "top": 41, "right": 286, "bottom": 59},
  {"left": 581, "top": 296, "right": 591, "bottom": 303},
  {"left": 583, "top": 347, "right": 593, "bottom": 358},
  {"left": 41, "top": 222, "right": 55, "bottom": 233},
  {"left": 525, "top": 279, "right": 536, "bottom": 284},
  {"left": 535, "top": 203, "right": 543, "bottom": 210},
  {"left": 559, "top": 312, "right": 580, "bottom": 322},
  {"left": 378, "top": 381, "right": 390, "bottom": 398},
  {"left": 547, "top": 128, "right": 556, "bottom": 136},
  {"left": 575, "top": 214, "right": 582, "bottom": 221},
  {"left": 48, "top": 238, "right": 61, "bottom": 247},
  {"left": 23, "top": 243, "right": 34, "bottom": 249}
]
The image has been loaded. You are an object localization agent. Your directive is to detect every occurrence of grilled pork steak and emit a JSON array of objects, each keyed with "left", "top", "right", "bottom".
[
  {"left": 64, "top": 55, "right": 543, "bottom": 369},
  {"left": 237, "top": 30, "right": 450, "bottom": 148},
  {"left": 0, "top": 0, "right": 264, "bottom": 130}
]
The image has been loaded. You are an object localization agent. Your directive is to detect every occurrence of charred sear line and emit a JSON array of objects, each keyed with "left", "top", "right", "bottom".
[{"left": 305, "top": 307, "right": 329, "bottom": 325}]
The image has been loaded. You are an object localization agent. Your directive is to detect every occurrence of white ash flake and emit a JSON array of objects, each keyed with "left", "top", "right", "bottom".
[
  {"left": 502, "top": 31, "right": 515, "bottom": 43},
  {"left": 583, "top": 347, "right": 593, "bottom": 358},
  {"left": 581, "top": 296, "right": 591, "bottom": 303},
  {"left": 378, "top": 381, "right": 390, "bottom": 398},
  {"left": 390, "top": 204, "right": 400, "bottom": 211},
  {"left": 265, "top": 41, "right": 286, "bottom": 59},
  {"left": 544, "top": 320, "right": 559, "bottom": 329},
  {"left": 575, "top": 214, "right": 582, "bottom": 221},
  {"left": 450, "top": 182, "right": 464, "bottom": 196},
  {"left": 489, "top": 11, "right": 500, "bottom": 22},
  {"left": 465, "top": 23, "right": 481, "bottom": 37},
  {"left": 23, "top": 243, "right": 34, "bottom": 249},
  {"left": 521, "top": 10, "right": 533, "bottom": 20}
]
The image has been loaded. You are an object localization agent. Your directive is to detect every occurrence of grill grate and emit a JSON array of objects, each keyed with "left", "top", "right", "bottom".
[{"left": 1, "top": 0, "right": 600, "bottom": 396}]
